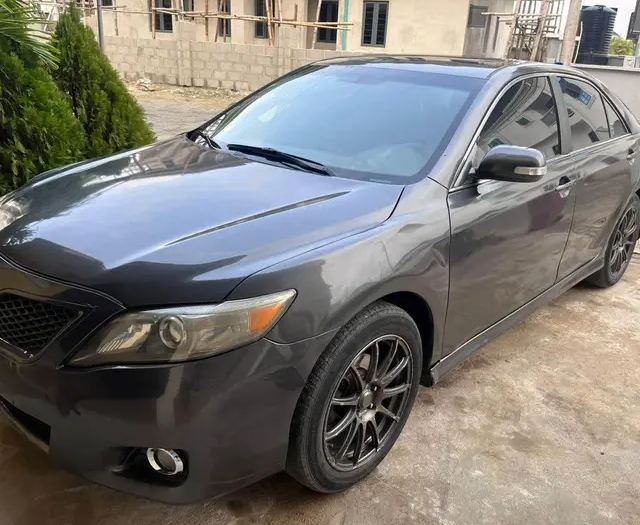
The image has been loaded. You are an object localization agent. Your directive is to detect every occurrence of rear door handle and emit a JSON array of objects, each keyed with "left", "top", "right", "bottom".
[
  {"left": 627, "top": 148, "right": 637, "bottom": 161},
  {"left": 555, "top": 178, "right": 575, "bottom": 192}
]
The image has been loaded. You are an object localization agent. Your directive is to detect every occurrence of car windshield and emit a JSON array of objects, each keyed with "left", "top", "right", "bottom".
[{"left": 200, "top": 64, "right": 484, "bottom": 184}]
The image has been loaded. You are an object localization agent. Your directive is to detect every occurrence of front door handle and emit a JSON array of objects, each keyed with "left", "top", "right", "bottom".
[
  {"left": 627, "top": 148, "right": 637, "bottom": 161},
  {"left": 555, "top": 178, "right": 575, "bottom": 193}
]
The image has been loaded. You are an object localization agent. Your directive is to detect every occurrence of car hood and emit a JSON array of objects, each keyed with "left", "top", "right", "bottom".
[{"left": 0, "top": 137, "right": 403, "bottom": 306}]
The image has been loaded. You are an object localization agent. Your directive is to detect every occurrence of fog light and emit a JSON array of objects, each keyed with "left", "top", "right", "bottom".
[{"left": 146, "top": 448, "right": 184, "bottom": 476}]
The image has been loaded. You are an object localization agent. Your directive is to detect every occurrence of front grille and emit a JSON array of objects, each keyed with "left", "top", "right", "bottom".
[{"left": 0, "top": 294, "right": 79, "bottom": 355}]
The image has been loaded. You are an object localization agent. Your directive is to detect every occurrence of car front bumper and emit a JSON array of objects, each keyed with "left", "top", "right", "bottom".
[
  {"left": 0, "top": 328, "right": 335, "bottom": 503},
  {"left": 0, "top": 254, "right": 336, "bottom": 503}
]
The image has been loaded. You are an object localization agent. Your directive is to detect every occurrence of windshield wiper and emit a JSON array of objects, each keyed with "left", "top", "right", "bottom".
[
  {"left": 190, "top": 129, "right": 222, "bottom": 150},
  {"left": 226, "top": 144, "right": 334, "bottom": 176}
]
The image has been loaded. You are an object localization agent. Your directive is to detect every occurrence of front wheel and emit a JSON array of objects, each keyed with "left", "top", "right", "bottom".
[
  {"left": 286, "top": 301, "right": 422, "bottom": 493},
  {"left": 587, "top": 194, "right": 639, "bottom": 288}
]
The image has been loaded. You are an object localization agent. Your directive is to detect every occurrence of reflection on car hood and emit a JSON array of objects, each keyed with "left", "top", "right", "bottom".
[{"left": 0, "top": 137, "right": 403, "bottom": 306}]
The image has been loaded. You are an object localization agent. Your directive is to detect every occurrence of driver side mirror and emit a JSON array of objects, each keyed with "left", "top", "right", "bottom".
[{"left": 475, "top": 145, "right": 546, "bottom": 183}]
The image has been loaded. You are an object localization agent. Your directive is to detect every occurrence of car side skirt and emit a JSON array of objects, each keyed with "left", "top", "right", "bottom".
[{"left": 430, "top": 256, "right": 604, "bottom": 384}]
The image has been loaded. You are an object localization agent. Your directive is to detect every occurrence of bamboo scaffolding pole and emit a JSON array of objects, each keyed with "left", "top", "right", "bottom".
[
  {"left": 204, "top": 0, "right": 209, "bottom": 40},
  {"left": 151, "top": 0, "right": 156, "bottom": 39},
  {"left": 213, "top": 0, "right": 220, "bottom": 41},
  {"left": 483, "top": 11, "right": 560, "bottom": 17},
  {"left": 187, "top": 13, "right": 350, "bottom": 26},
  {"left": 223, "top": 0, "right": 228, "bottom": 42},
  {"left": 113, "top": 0, "right": 118, "bottom": 35},
  {"left": 311, "top": 0, "right": 322, "bottom": 48},
  {"left": 277, "top": 0, "right": 283, "bottom": 41},
  {"left": 114, "top": 9, "right": 351, "bottom": 30},
  {"left": 265, "top": 0, "right": 274, "bottom": 46}
]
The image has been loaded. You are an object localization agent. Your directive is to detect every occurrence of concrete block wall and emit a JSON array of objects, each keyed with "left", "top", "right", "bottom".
[{"left": 104, "top": 35, "right": 356, "bottom": 91}]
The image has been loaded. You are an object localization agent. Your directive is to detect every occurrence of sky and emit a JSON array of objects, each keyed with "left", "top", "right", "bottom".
[{"left": 582, "top": 0, "right": 638, "bottom": 36}]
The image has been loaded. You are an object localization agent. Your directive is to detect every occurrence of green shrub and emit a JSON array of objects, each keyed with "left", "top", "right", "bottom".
[
  {"left": 609, "top": 36, "right": 635, "bottom": 57},
  {"left": 54, "top": 6, "right": 155, "bottom": 158},
  {"left": 0, "top": 45, "right": 84, "bottom": 193}
]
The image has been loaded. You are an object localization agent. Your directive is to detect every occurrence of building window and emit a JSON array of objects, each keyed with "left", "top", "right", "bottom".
[
  {"left": 362, "top": 1, "right": 388, "bottom": 47},
  {"left": 255, "top": 0, "right": 276, "bottom": 39},
  {"left": 218, "top": 0, "right": 231, "bottom": 38},
  {"left": 183, "top": 0, "right": 194, "bottom": 11},
  {"left": 467, "top": 5, "right": 487, "bottom": 28},
  {"left": 102, "top": 0, "right": 114, "bottom": 7},
  {"left": 149, "top": 0, "right": 173, "bottom": 32},
  {"left": 318, "top": 1, "right": 339, "bottom": 43}
]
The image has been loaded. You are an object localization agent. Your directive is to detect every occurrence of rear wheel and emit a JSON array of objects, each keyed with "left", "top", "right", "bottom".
[
  {"left": 587, "top": 194, "right": 639, "bottom": 288},
  {"left": 286, "top": 301, "right": 422, "bottom": 493}
]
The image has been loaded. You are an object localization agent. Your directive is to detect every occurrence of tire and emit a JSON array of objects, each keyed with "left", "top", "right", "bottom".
[
  {"left": 286, "top": 301, "right": 422, "bottom": 493},
  {"left": 587, "top": 193, "right": 639, "bottom": 288}
]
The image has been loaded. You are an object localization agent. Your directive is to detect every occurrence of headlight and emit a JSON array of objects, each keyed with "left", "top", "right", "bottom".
[{"left": 69, "top": 290, "right": 296, "bottom": 366}]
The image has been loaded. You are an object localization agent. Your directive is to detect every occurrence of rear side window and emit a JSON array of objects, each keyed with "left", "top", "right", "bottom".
[
  {"left": 476, "top": 76, "right": 560, "bottom": 162},
  {"left": 602, "top": 98, "right": 628, "bottom": 138},
  {"left": 558, "top": 77, "right": 610, "bottom": 149}
]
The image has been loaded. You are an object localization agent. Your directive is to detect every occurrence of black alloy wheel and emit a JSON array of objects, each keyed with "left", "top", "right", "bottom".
[
  {"left": 586, "top": 195, "right": 640, "bottom": 288},
  {"left": 323, "top": 335, "right": 412, "bottom": 471},
  {"left": 609, "top": 206, "right": 637, "bottom": 280},
  {"left": 587, "top": 194, "right": 640, "bottom": 288},
  {"left": 287, "top": 301, "right": 422, "bottom": 493}
]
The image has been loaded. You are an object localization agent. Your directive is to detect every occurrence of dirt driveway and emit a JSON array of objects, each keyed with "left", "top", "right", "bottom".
[
  {"left": 0, "top": 89, "right": 639, "bottom": 525},
  {"left": 133, "top": 84, "right": 245, "bottom": 139}
]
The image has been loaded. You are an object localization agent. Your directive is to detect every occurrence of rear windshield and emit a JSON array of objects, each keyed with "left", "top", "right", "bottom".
[{"left": 201, "top": 64, "right": 484, "bottom": 184}]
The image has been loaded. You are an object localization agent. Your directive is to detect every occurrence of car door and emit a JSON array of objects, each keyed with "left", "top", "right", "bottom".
[
  {"left": 553, "top": 75, "right": 639, "bottom": 280},
  {"left": 443, "top": 75, "right": 576, "bottom": 357}
]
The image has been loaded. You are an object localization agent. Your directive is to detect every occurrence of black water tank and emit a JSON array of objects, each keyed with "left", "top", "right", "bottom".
[{"left": 577, "top": 5, "right": 617, "bottom": 64}]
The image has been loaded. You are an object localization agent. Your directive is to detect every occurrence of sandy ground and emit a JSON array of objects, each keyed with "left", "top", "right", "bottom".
[{"left": 130, "top": 82, "right": 246, "bottom": 140}]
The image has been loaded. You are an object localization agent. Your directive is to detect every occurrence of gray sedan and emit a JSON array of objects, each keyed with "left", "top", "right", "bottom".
[{"left": 0, "top": 57, "right": 637, "bottom": 503}]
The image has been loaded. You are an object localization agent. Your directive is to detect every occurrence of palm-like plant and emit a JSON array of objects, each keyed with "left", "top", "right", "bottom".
[{"left": 0, "top": 0, "right": 57, "bottom": 68}]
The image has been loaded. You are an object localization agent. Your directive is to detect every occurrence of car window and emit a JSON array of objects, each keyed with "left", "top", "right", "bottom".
[
  {"left": 602, "top": 97, "right": 628, "bottom": 138},
  {"left": 558, "top": 77, "right": 610, "bottom": 150},
  {"left": 475, "top": 76, "right": 560, "bottom": 165},
  {"left": 201, "top": 64, "right": 484, "bottom": 184}
]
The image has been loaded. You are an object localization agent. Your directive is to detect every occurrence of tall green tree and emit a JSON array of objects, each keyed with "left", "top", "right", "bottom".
[
  {"left": 0, "top": 43, "right": 84, "bottom": 193},
  {"left": 54, "top": 6, "right": 155, "bottom": 158},
  {"left": 609, "top": 36, "right": 635, "bottom": 56},
  {"left": 0, "top": 0, "right": 57, "bottom": 70}
]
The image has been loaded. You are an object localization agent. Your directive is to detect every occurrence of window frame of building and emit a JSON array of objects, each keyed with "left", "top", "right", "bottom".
[
  {"left": 476, "top": 76, "right": 561, "bottom": 162},
  {"left": 467, "top": 5, "right": 488, "bottom": 28},
  {"left": 255, "top": 0, "right": 276, "bottom": 39},
  {"left": 218, "top": 0, "right": 231, "bottom": 39},
  {"left": 361, "top": 1, "right": 388, "bottom": 47},
  {"left": 318, "top": 1, "right": 339, "bottom": 44},
  {"left": 149, "top": 0, "right": 173, "bottom": 33}
]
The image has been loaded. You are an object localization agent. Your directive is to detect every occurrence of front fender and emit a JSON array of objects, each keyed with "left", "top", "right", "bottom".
[{"left": 226, "top": 179, "right": 451, "bottom": 370}]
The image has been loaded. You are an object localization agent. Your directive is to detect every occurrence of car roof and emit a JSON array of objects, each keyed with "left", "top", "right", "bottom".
[{"left": 315, "top": 55, "right": 592, "bottom": 81}]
